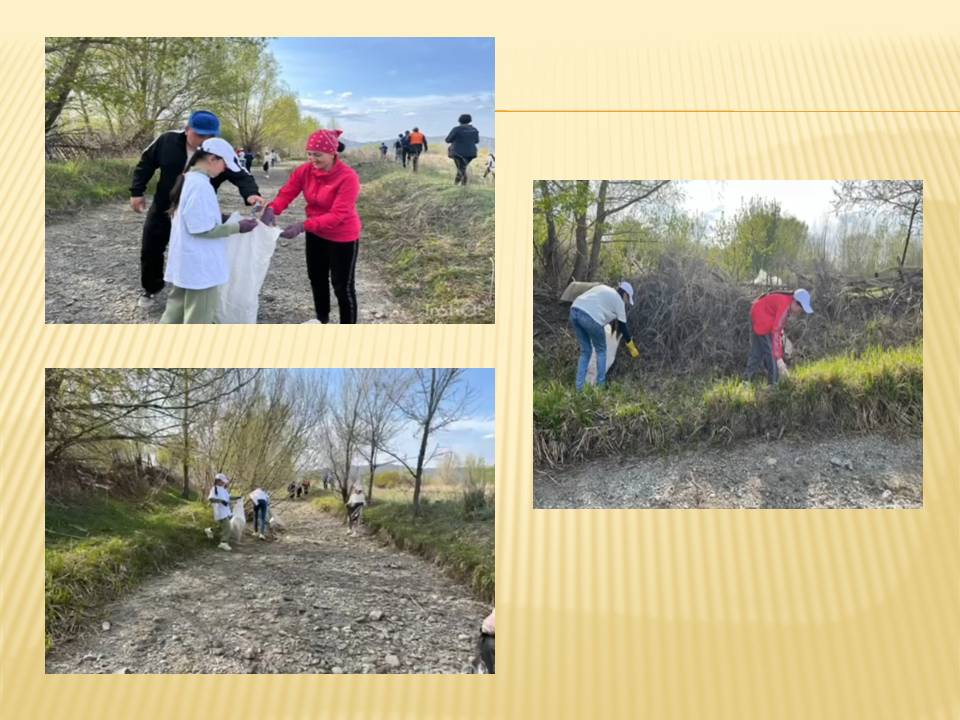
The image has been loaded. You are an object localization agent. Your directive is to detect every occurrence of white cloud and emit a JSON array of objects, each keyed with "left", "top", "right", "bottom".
[
  {"left": 323, "top": 89, "right": 334, "bottom": 95},
  {"left": 447, "top": 417, "right": 495, "bottom": 434},
  {"left": 483, "top": 433, "right": 495, "bottom": 440},
  {"left": 339, "top": 91, "right": 353, "bottom": 99}
]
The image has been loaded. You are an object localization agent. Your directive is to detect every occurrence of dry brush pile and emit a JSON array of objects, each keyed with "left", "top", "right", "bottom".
[{"left": 533, "top": 250, "right": 923, "bottom": 468}]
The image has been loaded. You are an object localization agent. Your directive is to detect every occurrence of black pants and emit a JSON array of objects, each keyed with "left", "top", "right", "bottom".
[
  {"left": 305, "top": 234, "right": 359, "bottom": 324},
  {"left": 140, "top": 204, "right": 172, "bottom": 294},
  {"left": 453, "top": 156, "right": 475, "bottom": 185},
  {"left": 405, "top": 146, "right": 422, "bottom": 170}
]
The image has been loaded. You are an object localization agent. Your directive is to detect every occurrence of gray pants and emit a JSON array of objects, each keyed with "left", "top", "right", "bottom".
[{"left": 745, "top": 332, "right": 779, "bottom": 385}]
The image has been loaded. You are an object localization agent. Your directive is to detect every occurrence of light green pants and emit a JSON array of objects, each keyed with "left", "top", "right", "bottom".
[{"left": 160, "top": 285, "right": 219, "bottom": 324}]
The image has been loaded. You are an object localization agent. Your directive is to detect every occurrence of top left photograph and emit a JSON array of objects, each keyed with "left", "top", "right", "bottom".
[{"left": 44, "top": 37, "right": 495, "bottom": 324}]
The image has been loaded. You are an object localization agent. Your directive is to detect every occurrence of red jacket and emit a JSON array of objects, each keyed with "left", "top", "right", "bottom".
[
  {"left": 750, "top": 292, "right": 794, "bottom": 360},
  {"left": 268, "top": 159, "right": 361, "bottom": 242}
]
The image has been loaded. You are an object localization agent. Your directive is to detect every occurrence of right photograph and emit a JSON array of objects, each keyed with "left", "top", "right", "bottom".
[{"left": 533, "top": 180, "right": 922, "bottom": 509}]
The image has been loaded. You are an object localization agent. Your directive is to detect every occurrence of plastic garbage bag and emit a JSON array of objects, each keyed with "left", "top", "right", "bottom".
[
  {"left": 585, "top": 325, "right": 621, "bottom": 385},
  {"left": 216, "top": 213, "right": 282, "bottom": 324},
  {"left": 560, "top": 280, "right": 600, "bottom": 303},
  {"left": 269, "top": 511, "right": 284, "bottom": 531},
  {"left": 229, "top": 499, "right": 246, "bottom": 543}
]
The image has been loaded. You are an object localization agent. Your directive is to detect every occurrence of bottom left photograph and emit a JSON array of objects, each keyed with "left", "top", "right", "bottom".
[{"left": 45, "top": 367, "right": 495, "bottom": 674}]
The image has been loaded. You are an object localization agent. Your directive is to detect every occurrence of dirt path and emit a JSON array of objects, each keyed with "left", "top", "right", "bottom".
[
  {"left": 46, "top": 502, "right": 489, "bottom": 674},
  {"left": 534, "top": 434, "right": 922, "bottom": 509},
  {"left": 45, "top": 163, "right": 408, "bottom": 324}
]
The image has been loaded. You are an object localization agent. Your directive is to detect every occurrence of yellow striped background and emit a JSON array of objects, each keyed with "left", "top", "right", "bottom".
[{"left": 3, "top": 15, "right": 960, "bottom": 720}]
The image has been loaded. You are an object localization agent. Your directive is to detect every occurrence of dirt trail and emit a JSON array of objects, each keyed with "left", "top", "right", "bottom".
[
  {"left": 46, "top": 502, "right": 489, "bottom": 674},
  {"left": 534, "top": 434, "right": 922, "bottom": 509},
  {"left": 45, "top": 163, "right": 408, "bottom": 324}
]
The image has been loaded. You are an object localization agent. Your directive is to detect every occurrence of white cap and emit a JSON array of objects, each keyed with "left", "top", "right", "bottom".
[
  {"left": 793, "top": 288, "right": 814, "bottom": 314},
  {"left": 617, "top": 280, "right": 635, "bottom": 306},
  {"left": 214, "top": 472, "right": 230, "bottom": 484},
  {"left": 200, "top": 138, "right": 245, "bottom": 173}
]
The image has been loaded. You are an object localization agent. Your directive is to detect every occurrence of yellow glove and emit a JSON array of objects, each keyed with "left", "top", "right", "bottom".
[{"left": 626, "top": 340, "right": 640, "bottom": 358}]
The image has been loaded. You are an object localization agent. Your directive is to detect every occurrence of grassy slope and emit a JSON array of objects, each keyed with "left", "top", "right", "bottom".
[
  {"left": 314, "top": 493, "right": 494, "bottom": 603},
  {"left": 45, "top": 158, "right": 157, "bottom": 216},
  {"left": 350, "top": 151, "right": 495, "bottom": 323},
  {"left": 534, "top": 343, "right": 922, "bottom": 467},
  {"left": 45, "top": 490, "right": 209, "bottom": 652}
]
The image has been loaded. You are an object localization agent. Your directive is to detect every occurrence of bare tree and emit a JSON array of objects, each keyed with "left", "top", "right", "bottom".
[
  {"left": 384, "top": 369, "right": 475, "bottom": 515},
  {"left": 324, "top": 370, "right": 367, "bottom": 503},
  {"left": 356, "top": 370, "right": 408, "bottom": 504},
  {"left": 834, "top": 180, "right": 923, "bottom": 274}
]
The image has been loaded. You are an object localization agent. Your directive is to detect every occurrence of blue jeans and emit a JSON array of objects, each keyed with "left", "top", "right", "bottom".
[
  {"left": 253, "top": 500, "right": 269, "bottom": 534},
  {"left": 570, "top": 306, "right": 608, "bottom": 390}
]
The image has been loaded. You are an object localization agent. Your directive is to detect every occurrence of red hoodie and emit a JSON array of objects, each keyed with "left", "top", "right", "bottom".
[
  {"left": 750, "top": 292, "right": 794, "bottom": 360},
  {"left": 268, "top": 159, "right": 362, "bottom": 242}
]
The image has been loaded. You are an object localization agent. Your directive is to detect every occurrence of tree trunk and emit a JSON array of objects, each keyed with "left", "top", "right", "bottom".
[
  {"left": 367, "top": 447, "right": 377, "bottom": 504},
  {"left": 570, "top": 181, "right": 591, "bottom": 282},
  {"left": 539, "top": 181, "right": 561, "bottom": 289},
  {"left": 412, "top": 424, "right": 430, "bottom": 515},
  {"left": 45, "top": 38, "right": 92, "bottom": 134},
  {"left": 898, "top": 197, "right": 920, "bottom": 274},
  {"left": 586, "top": 180, "right": 609, "bottom": 280},
  {"left": 181, "top": 371, "right": 191, "bottom": 499}
]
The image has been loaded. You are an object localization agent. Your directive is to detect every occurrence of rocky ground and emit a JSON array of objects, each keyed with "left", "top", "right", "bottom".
[
  {"left": 45, "top": 163, "right": 407, "bottom": 324},
  {"left": 534, "top": 434, "right": 922, "bottom": 509},
  {"left": 46, "top": 502, "right": 490, "bottom": 674}
]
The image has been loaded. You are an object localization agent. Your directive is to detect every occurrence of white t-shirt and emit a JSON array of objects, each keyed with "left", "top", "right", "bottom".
[
  {"left": 164, "top": 171, "right": 229, "bottom": 290},
  {"left": 249, "top": 488, "right": 269, "bottom": 504},
  {"left": 572, "top": 285, "right": 626, "bottom": 327},
  {"left": 208, "top": 485, "right": 232, "bottom": 521},
  {"left": 348, "top": 490, "right": 366, "bottom": 506}
]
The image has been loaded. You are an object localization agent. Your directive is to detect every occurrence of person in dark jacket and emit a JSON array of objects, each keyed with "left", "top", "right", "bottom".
[
  {"left": 444, "top": 114, "right": 480, "bottom": 185},
  {"left": 129, "top": 110, "right": 263, "bottom": 308},
  {"left": 400, "top": 131, "right": 412, "bottom": 168},
  {"left": 394, "top": 134, "right": 404, "bottom": 162}
]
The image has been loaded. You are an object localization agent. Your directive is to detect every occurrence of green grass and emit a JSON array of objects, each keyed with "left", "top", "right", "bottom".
[
  {"left": 314, "top": 493, "right": 494, "bottom": 602},
  {"left": 349, "top": 152, "right": 495, "bottom": 323},
  {"left": 45, "top": 491, "right": 209, "bottom": 652},
  {"left": 534, "top": 343, "right": 922, "bottom": 467},
  {"left": 45, "top": 158, "right": 157, "bottom": 216}
]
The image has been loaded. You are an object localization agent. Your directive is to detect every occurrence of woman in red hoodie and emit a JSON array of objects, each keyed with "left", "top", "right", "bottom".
[
  {"left": 261, "top": 129, "right": 362, "bottom": 324},
  {"left": 745, "top": 288, "right": 814, "bottom": 384}
]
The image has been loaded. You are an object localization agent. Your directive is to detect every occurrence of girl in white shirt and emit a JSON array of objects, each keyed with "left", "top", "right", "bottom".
[
  {"left": 160, "top": 137, "right": 258, "bottom": 324},
  {"left": 207, "top": 473, "right": 236, "bottom": 550}
]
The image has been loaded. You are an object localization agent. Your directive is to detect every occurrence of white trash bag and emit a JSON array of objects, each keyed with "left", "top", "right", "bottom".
[
  {"left": 216, "top": 213, "right": 282, "bottom": 324},
  {"left": 229, "top": 499, "right": 246, "bottom": 543},
  {"left": 584, "top": 325, "right": 621, "bottom": 386}
]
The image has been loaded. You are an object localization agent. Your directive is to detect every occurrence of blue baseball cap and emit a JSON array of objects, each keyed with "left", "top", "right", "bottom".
[{"left": 188, "top": 110, "right": 220, "bottom": 137}]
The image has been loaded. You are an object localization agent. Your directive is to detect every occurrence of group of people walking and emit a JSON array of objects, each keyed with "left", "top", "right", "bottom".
[
  {"left": 131, "top": 109, "right": 362, "bottom": 324},
  {"left": 568, "top": 281, "right": 814, "bottom": 391},
  {"left": 390, "top": 114, "right": 487, "bottom": 185}
]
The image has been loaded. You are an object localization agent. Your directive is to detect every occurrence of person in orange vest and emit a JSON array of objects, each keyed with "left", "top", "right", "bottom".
[
  {"left": 406, "top": 127, "right": 428, "bottom": 171},
  {"left": 745, "top": 289, "right": 813, "bottom": 384}
]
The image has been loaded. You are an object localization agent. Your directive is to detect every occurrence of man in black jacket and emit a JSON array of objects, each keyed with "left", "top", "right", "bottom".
[{"left": 129, "top": 110, "right": 264, "bottom": 307}]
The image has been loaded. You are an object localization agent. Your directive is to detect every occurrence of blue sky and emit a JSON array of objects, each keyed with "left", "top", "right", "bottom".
[
  {"left": 270, "top": 38, "right": 495, "bottom": 142},
  {"left": 296, "top": 368, "right": 495, "bottom": 466}
]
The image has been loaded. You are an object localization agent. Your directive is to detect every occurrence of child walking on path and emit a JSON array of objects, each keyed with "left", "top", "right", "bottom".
[{"left": 160, "top": 138, "right": 257, "bottom": 324}]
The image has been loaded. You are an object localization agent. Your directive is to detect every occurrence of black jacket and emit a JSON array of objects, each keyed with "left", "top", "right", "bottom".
[
  {"left": 130, "top": 131, "right": 260, "bottom": 212},
  {"left": 445, "top": 124, "right": 480, "bottom": 159}
]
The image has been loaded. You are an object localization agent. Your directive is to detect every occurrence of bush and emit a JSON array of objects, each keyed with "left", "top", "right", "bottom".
[
  {"left": 534, "top": 343, "right": 922, "bottom": 467},
  {"left": 45, "top": 158, "right": 157, "bottom": 216},
  {"left": 45, "top": 491, "right": 208, "bottom": 652},
  {"left": 314, "top": 496, "right": 494, "bottom": 602}
]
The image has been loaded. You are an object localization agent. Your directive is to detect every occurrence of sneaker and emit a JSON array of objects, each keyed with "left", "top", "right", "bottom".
[
  {"left": 218, "top": 542, "right": 232, "bottom": 551},
  {"left": 137, "top": 290, "right": 161, "bottom": 309}
]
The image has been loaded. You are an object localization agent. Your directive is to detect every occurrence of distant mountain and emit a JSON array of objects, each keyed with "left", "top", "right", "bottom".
[{"left": 344, "top": 136, "right": 495, "bottom": 153}]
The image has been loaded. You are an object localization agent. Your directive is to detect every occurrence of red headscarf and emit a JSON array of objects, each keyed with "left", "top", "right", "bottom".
[{"left": 306, "top": 129, "right": 343, "bottom": 155}]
